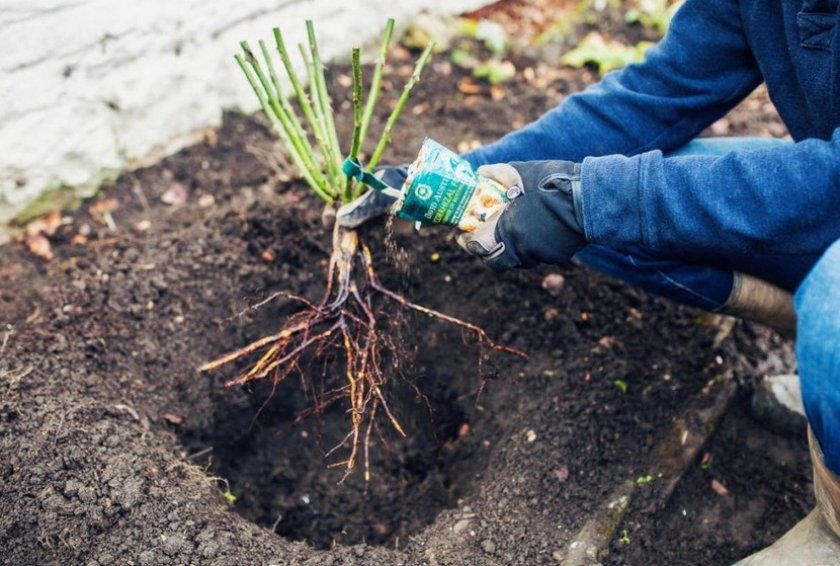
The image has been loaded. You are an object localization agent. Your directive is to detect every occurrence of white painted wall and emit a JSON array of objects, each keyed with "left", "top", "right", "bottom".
[{"left": 0, "top": 0, "right": 486, "bottom": 237}]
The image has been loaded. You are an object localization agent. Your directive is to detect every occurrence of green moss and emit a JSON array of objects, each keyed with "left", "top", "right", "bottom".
[{"left": 11, "top": 168, "right": 119, "bottom": 225}]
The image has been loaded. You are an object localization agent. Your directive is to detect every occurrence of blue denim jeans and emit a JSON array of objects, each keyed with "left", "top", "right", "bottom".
[
  {"left": 796, "top": 239, "right": 840, "bottom": 474},
  {"left": 575, "top": 136, "right": 794, "bottom": 310}
]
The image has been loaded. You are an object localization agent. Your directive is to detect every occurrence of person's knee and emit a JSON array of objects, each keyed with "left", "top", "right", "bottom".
[
  {"left": 796, "top": 239, "right": 840, "bottom": 329},
  {"left": 796, "top": 238, "right": 840, "bottom": 472}
]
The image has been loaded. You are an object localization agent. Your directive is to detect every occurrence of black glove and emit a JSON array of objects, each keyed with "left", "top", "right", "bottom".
[
  {"left": 457, "top": 161, "right": 586, "bottom": 271},
  {"left": 336, "top": 165, "right": 408, "bottom": 228}
]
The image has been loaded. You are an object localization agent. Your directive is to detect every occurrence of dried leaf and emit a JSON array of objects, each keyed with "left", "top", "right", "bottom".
[
  {"left": 25, "top": 211, "right": 63, "bottom": 237},
  {"left": 412, "top": 102, "right": 431, "bottom": 116},
  {"left": 711, "top": 479, "right": 729, "bottom": 496},
  {"left": 598, "top": 336, "right": 616, "bottom": 348},
  {"left": 89, "top": 198, "right": 119, "bottom": 222},
  {"left": 457, "top": 78, "right": 483, "bottom": 94},
  {"left": 162, "top": 413, "right": 183, "bottom": 425},
  {"left": 24, "top": 233, "right": 53, "bottom": 261}
]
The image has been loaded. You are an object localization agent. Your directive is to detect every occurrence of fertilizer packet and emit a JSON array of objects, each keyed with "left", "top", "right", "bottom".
[{"left": 395, "top": 139, "right": 511, "bottom": 232}]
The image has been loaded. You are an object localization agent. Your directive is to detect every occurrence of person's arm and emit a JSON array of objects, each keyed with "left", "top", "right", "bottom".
[
  {"left": 462, "top": 0, "right": 762, "bottom": 168},
  {"left": 580, "top": 128, "right": 840, "bottom": 260}
]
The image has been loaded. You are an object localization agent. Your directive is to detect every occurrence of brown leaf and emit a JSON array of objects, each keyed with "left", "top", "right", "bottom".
[
  {"left": 490, "top": 85, "right": 506, "bottom": 101},
  {"left": 25, "top": 211, "right": 63, "bottom": 237},
  {"left": 89, "top": 198, "right": 119, "bottom": 221},
  {"left": 457, "top": 78, "right": 483, "bottom": 95},
  {"left": 626, "top": 308, "right": 643, "bottom": 322},
  {"left": 711, "top": 479, "right": 729, "bottom": 496},
  {"left": 412, "top": 102, "right": 431, "bottom": 116},
  {"left": 462, "top": 95, "right": 481, "bottom": 108},
  {"left": 24, "top": 233, "right": 53, "bottom": 261},
  {"left": 162, "top": 413, "right": 183, "bottom": 425},
  {"left": 598, "top": 336, "right": 616, "bottom": 348}
]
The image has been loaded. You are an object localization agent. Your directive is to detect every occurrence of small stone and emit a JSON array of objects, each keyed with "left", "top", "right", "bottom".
[
  {"left": 553, "top": 466, "right": 569, "bottom": 482},
  {"left": 163, "top": 533, "right": 187, "bottom": 556},
  {"left": 161, "top": 183, "right": 188, "bottom": 206},
  {"left": 453, "top": 519, "right": 471, "bottom": 535},
  {"left": 526, "top": 429, "right": 537, "bottom": 443},
  {"left": 480, "top": 539, "right": 496, "bottom": 554},
  {"left": 198, "top": 194, "right": 215, "bottom": 208},
  {"left": 541, "top": 273, "right": 565, "bottom": 296},
  {"left": 201, "top": 543, "right": 218, "bottom": 559}
]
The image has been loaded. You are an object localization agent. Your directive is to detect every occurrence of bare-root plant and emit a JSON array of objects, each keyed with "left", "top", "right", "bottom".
[{"left": 201, "top": 20, "right": 525, "bottom": 480}]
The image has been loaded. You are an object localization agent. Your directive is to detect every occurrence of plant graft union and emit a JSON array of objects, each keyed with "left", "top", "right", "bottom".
[{"left": 201, "top": 20, "right": 524, "bottom": 481}]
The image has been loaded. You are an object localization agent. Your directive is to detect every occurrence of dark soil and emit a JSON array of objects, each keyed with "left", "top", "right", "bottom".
[{"left": 0, "top": 13, "right": 809, "bottom": 566}]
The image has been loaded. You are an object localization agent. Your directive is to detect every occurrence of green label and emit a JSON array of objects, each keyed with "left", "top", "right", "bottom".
[{"left": 397, "top": 139, "right": 479, "bottom": 226}]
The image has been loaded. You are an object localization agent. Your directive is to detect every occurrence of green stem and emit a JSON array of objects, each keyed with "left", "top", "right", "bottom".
[
  {"left": 241, "top": 42, "right": 331, "bottom": 196},
  {"left": 258, "top": 39, "right": 308, "bottom": 144},
  {"left": 366, "top": 42, "right": 435, "bottom": 181},
  {"left": 344, "top": 48, "right": 363, "bottom": 203},
  {"left": 306, "top": 21, "right": 342, "bottom": 179},
  {"left": 298, "top": 43, "right": 341, "bottom": 190},
  {"left": 359, "top": 18, "right": 394, "bottom": 149},
  {"left": 273, "top": 28, "right": 339, "bottom": 187},
  {"left": 235, "top": 54, "right": 333, "bottom": 203}
]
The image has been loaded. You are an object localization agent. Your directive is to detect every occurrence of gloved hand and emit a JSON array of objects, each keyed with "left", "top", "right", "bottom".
[
  {"left": 457, "top": 160, "right": 586, "bottom": 271},
  {"left": 336, "top": 165, "right": 408, "bottom": 228}
]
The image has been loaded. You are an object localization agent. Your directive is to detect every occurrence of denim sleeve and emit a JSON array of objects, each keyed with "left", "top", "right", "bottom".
[
  {"left": 581, "top": 127, "right": 840, "bottom": 259},
  {"left": 461, "top": 0, "right": 762, "bottom": 168}
]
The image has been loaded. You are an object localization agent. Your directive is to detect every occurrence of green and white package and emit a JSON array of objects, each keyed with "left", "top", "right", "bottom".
[{"left": 396, "top": 139, "right": 510, "bottom": 231}]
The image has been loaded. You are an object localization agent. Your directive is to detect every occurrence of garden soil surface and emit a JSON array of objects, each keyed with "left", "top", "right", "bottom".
[{"left": 0, "top": 20, "right": 809, "bottom": 566}]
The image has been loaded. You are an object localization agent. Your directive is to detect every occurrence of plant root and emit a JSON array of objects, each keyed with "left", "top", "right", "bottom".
[{"left": 200, "top": 224, "right": 525, "bottom": 481}]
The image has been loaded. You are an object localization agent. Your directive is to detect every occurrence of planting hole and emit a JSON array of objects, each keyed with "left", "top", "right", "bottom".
[{"left": 178, "top": 335, "right": 493, "bottom": 549}]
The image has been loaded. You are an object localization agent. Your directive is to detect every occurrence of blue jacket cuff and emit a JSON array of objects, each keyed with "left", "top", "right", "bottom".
[{"left": 580, "top": 153, "right": 646, "bottom": 249}]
